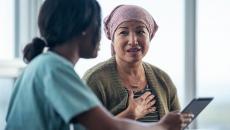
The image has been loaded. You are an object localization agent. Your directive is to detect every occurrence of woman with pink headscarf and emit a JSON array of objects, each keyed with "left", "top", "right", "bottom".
[{"left": 83, "top": 4, "right": 180, "bottom": 122}]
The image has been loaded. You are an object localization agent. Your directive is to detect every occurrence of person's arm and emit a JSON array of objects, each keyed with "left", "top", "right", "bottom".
[{"left": 73, "top": 106, "right": 193, "bottom": 130}]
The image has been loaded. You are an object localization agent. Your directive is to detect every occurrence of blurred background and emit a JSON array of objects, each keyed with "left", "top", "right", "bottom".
[{"left": 0, "top": 0, "right": 229, "bottom": 130}]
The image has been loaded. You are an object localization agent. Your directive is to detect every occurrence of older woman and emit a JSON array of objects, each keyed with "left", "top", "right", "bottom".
[{"left": 83, "top": 4, "right": 180, "bottom": 122}]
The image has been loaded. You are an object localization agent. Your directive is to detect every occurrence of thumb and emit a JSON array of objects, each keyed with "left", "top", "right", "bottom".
[
  {"left": 127, "top": 89, "right": 134, "bottom": 101},
  {"left": 172, "top": 110, "right": 180, "bottom": 113},
  {"left": 171, "top": 110, "right": 181, "bottom": 115}
]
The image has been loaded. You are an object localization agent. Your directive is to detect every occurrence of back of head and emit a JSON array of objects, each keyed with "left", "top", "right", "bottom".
[
  {"left": 104, "top": 4, "right": 158, "bottom": 41},
  {"left": 23, "top": 0, "right": 101, "bottom": 63}
]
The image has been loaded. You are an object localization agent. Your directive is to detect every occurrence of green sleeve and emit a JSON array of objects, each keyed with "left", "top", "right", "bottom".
[{"left": 163, "top": 72, "right": 181, "bottom": 111}]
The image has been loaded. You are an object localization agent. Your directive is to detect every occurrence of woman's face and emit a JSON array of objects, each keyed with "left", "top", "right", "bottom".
[{"left": 113, "top": 21, "right": 150, "bottom": 63}]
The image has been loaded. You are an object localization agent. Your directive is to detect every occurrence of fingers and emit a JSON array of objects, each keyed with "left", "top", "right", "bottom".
[
  {"left": 144, "top": 94, "right": 155, "bottom": 109},
  {"left": 145, "top": 94, "right": 155, "bottom": 103},
  {"left": 180, "top": 113, "right": 194, "bottom": 129},
  {"left": 181, "top": 113, "right": 194, "bottom": 123},
  {"left": 139, "top": 91, "right": 152, "bottom": 101},
  {"left": 136, "top": 92, "right": 156, "bottom": 110},
  {"left": 160, "top": 112, "right": 194, "bottom": 130},
  {"left": 147, "top": 107, "right": 156, "bottom": 113},
  {"left": 127, "top": 89, "right": 134, "bottom": 101},
  {"left": 146, "top": 99, "right": 156, "bottom": 108}
]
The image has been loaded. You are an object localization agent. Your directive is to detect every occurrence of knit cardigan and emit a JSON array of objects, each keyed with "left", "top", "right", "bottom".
[{"left": 83, "top": 57, "right": 180, "bottom": 119}]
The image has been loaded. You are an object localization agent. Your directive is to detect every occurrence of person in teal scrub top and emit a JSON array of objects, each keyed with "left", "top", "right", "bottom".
[{"left": 5, "top": 0, "right": 193, "bottom": 130}]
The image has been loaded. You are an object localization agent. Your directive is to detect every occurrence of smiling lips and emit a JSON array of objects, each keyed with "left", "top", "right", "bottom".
[{"left": 127, "top": 46, "right": 142, "bottom": 52}]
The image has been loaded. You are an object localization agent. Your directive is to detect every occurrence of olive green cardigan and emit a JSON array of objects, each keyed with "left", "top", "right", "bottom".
[{"left": 83, "top": 57, "right": 180, "bottom": 119}]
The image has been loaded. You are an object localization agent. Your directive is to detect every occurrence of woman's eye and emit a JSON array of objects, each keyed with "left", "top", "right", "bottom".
[
  {"left": 137, "top": 30, "right": 145, "bottom": 35},
  {"left": 119, "top": 31, "right": 128, "bottom": 35}
]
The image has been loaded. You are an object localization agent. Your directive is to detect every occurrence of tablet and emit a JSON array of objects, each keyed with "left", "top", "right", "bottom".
[{"left": 181, "top": 97, "right": 214, "bottom": 128}]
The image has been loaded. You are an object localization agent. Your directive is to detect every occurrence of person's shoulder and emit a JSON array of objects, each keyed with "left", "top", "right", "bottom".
[
  {"left": 42, "top": 52, "right": 71, "bottom": 65},
  {"left": 28, "top": 52, "right": 73, "bottom": 74},
  {"left": 83, "top": 57, "right": 115, "bottom": 80}
]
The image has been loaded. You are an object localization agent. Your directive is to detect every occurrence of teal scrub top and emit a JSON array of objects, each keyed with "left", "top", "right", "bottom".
[{"left": 5, "top": 51, "right": 100, "bottom": 130}]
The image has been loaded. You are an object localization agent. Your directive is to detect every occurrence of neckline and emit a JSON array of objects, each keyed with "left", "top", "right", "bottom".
[{"left": 110, "top": 57, "right": 149, "bottom": 93}]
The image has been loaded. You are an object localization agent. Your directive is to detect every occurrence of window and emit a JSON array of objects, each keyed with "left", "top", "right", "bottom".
[
  {"left": 0, "top": 1, "right": 42, "bottom": 129},
  {"left": 197, "top": 0, "right": 230, "bottom": 129},
  {"left": 0, "top": 0, "right": 15, "bottom": 129},
  {"left": 0, "top": 0, "right": 15, "bottom": 60}
]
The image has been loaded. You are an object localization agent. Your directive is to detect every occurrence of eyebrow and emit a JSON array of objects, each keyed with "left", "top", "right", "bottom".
[{"left": 136, "top": 25, "right": 147, "bottom": 29}]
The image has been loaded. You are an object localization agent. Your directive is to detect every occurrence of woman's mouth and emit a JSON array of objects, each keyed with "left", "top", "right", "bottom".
[{"left": 127, "top": 47, "right": 141, "bottom": 52}]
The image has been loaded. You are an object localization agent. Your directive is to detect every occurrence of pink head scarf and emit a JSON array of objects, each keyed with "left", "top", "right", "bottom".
[{"left": 104, "top": 4, "right": 158, "bottom": 41}]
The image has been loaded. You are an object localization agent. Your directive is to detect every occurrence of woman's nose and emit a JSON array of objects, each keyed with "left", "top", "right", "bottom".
[{"left": 128, "top": 33, "right": 138, "bottom": 46}]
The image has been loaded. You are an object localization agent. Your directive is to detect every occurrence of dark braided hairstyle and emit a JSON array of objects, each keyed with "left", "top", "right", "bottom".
[{"left": 23, "top": 0, "right": 101, "bottom": 63}]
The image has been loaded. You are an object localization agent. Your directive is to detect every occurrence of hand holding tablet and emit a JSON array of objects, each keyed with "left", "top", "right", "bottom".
[{"left": 181, "top": 97, "right": 214, "bottom": 129}]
